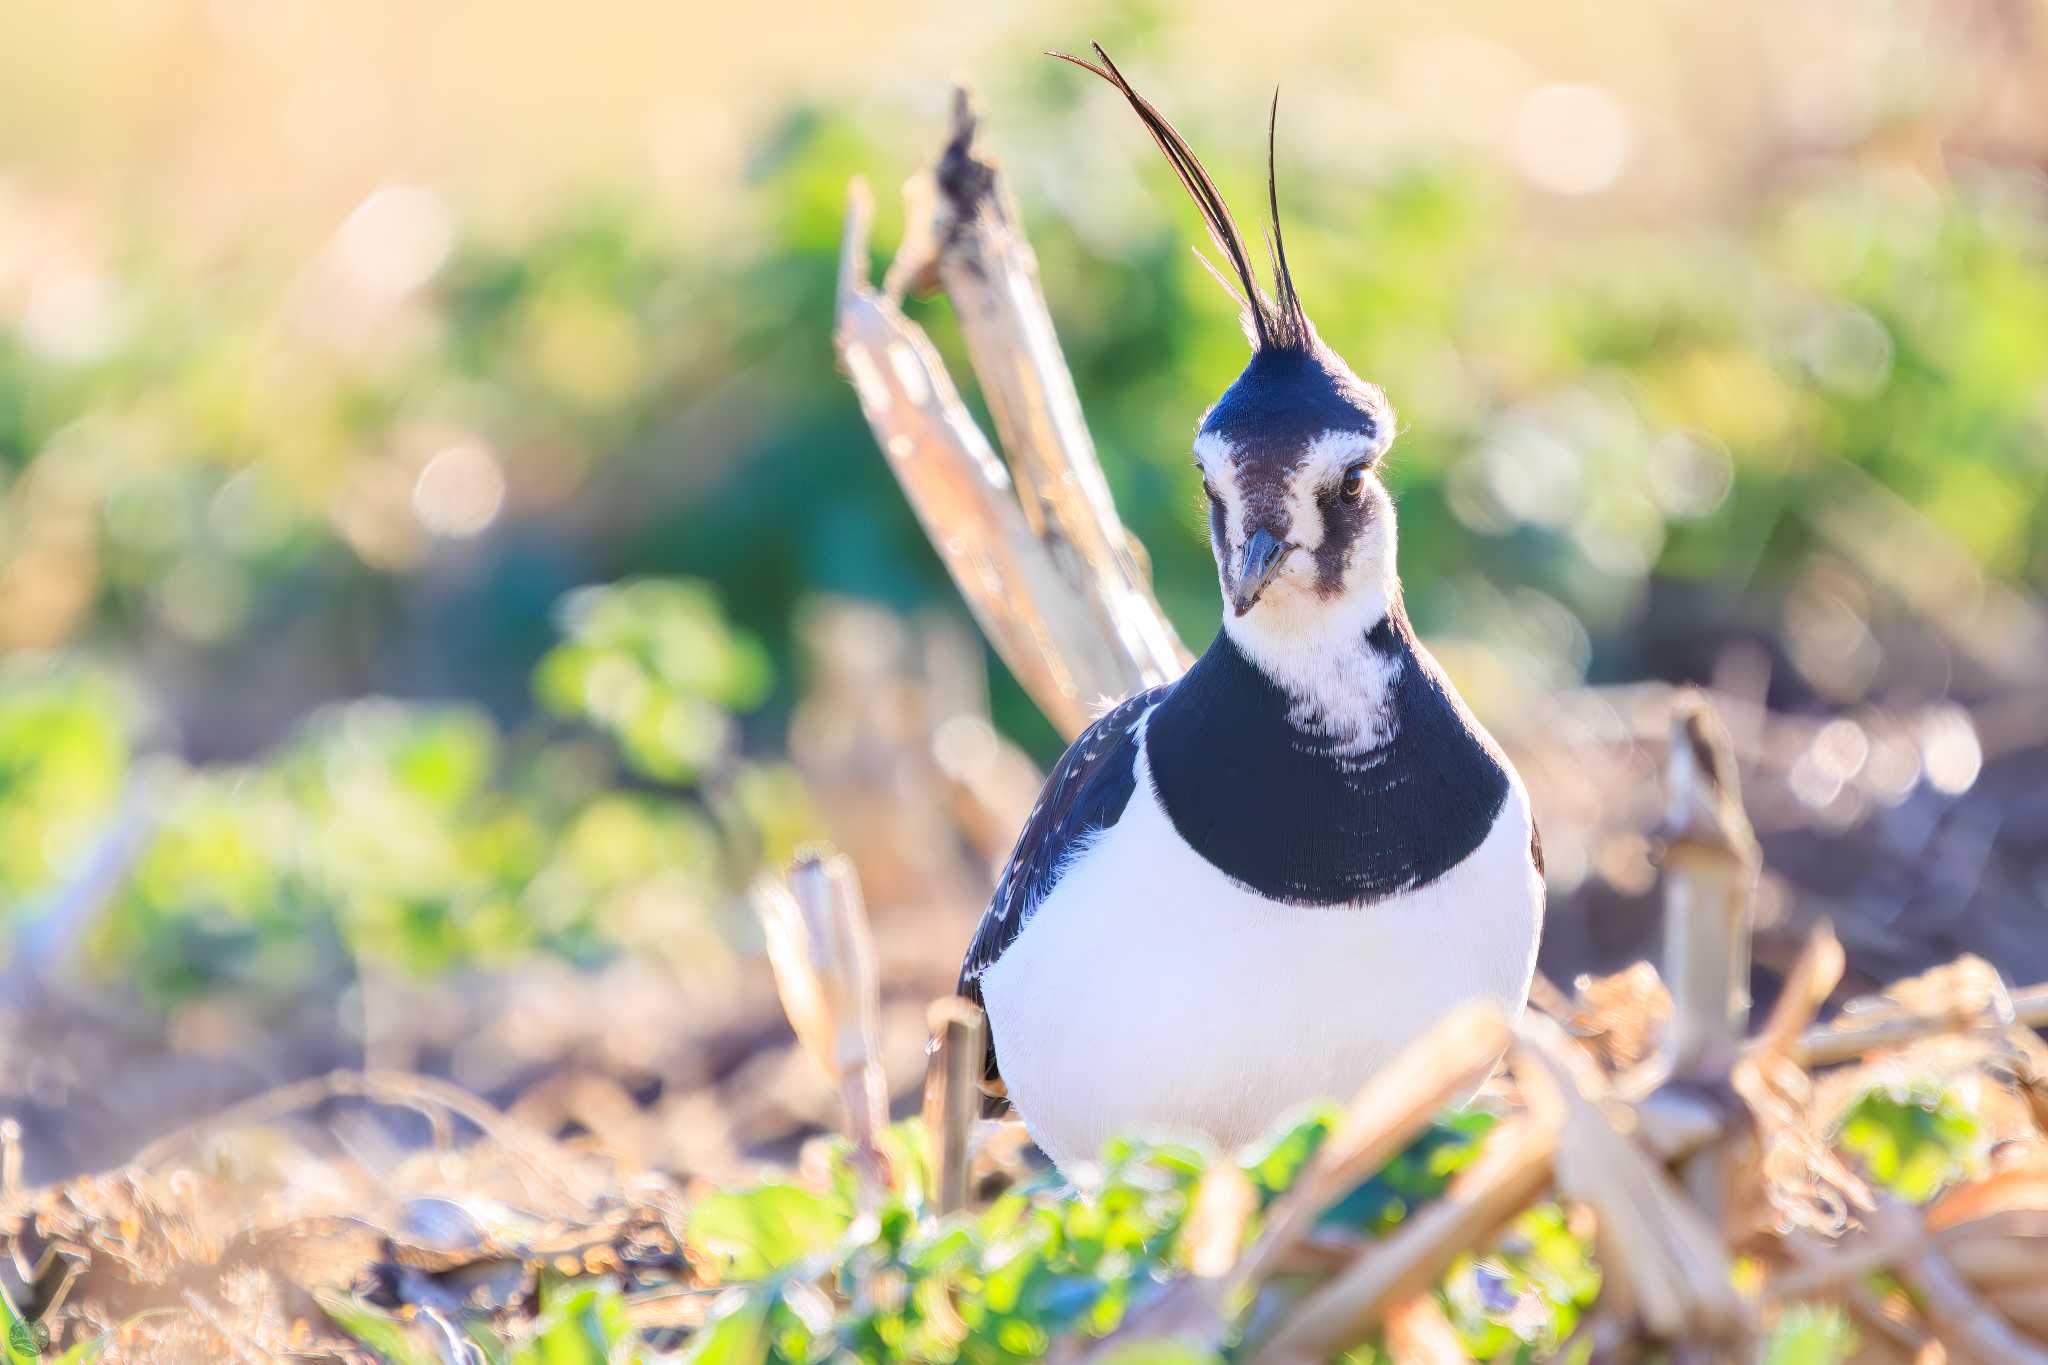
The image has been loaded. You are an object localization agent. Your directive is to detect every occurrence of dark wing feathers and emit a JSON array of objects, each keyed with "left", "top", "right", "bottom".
[{"left": 957, "top": 687, "right": 1163, "bottom": 1105}]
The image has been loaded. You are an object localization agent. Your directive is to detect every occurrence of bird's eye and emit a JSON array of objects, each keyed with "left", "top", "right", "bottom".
[{"left": 1339, "top": 464, "right": 1371, "bottom": 505}]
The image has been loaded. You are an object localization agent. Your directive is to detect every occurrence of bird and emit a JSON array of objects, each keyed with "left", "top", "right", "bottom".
[{"left": 952, "top": 45, "right": 1545, "bottom": 1174}]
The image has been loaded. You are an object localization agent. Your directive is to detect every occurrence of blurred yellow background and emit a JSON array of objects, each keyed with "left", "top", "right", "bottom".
[{"left": 11, "top": 0, "right": 2043, "bottom": 253}]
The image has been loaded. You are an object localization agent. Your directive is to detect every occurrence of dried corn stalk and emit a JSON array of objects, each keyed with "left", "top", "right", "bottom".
[
  {"left": 756, "top": 850, "right": 890, "bottom": 1192},
  {"left": 1656, "top": 691, "right": 1761, "bottom": 1080},
  {"left": 903, "top": 92, "right": 1188, "bottom": 686},
  {"left": 1515, "top": 1015, "right": 1747, "bottom": 1344},
  {"left": 921, "top": 996, "right": 985, "bottom": 1215},
  {"left": 834, "top": 90, "right": 1189, "bottom": 740},
  {"left": 1251, "top": 1113, "right": 1559, "bottom": 1365},
  {"left": 1648, "top": 693, "right": 1765, "bottom": 1242},
  {"left": 1231, "top": 1002, "right": 1513, "bottom": 1293}
]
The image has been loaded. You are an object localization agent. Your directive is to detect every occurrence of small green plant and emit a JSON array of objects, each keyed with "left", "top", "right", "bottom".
[
  {"left": 0, "top": 1280, "right": 120, "bottom": 1365},
  {"left": 1, "top": 576, "right": 807, "bottom": 1003},
  {"left": 1762, "top": 1302, "right": 1858, "bottom": 1365},
  {"left": 535, "top": 578, "right": 774, "bottom": 785},
  {"left": 315, "top": 1109, "right": 1597, "bottom": 1362},
  {"left": 665, "top": 1111, "right": 1598, "bottom": 1365},
  {"left": 1833, "top": 1081, "right": 1983, "bottom": 1203},
  {"left": 327, "top": 1278, "right": 644, "bottom": 1365}
]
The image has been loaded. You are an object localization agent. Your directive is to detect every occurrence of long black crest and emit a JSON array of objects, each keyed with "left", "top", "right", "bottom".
[{"left": 1053, "top": 43, "right": 1311, "bottom": 353}]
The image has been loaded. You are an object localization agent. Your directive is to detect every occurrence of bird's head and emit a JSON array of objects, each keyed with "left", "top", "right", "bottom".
[
  {"left": 1196, "top": 344, "right": 1396, "bottom": 635},
  {"left": 1062, "top": 45, "right": 1400, "bottom": 655}
]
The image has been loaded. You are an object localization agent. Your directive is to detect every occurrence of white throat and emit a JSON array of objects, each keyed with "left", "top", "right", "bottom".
[
  {"left": 1196, "top": 421, "right": 1406, "bottom": 753},
  {"left": 1222, "top": 579, "right": 1403, "bottom": 752}
]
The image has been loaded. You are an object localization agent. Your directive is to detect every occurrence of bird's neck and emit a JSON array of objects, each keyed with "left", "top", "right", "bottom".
[{"left": 1219, "top": 583, "right": 1406, "bottom": 751}]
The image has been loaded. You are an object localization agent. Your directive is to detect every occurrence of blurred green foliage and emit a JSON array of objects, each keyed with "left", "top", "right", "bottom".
[
  {"left": 674, "top": 1107, "right": 1600, "bottom": 1364},
  {"left": 326, "top": 1278, "right": 644, "bottom": 1365},
  {"left": 5, "top": 68, "right": 2048, "bottom": 746},
  {"left": 0, "top": 578, "right": 804, "bottom": 1003},
  {"left": 326, "top": 1103, "right": 1841, "bottom": 1363},
  {"left": 0, "top": 666, "right": 129, "bottom": 905},
  {"left": 1762, "top": 1303, "right": 1857, "bottom": 1365},
  {"left": 1311, "top": 1108, "right": 1497, "bottom": 1235},
  {"left": 1833, "top": 1081, "right": 1984, "bottom": 1203},
  {"left": 536, "top": 578, "right": 774, "bottom": 785},
  {"left": 4, "top": 40, "right": 2048, "bottom": 1008}
]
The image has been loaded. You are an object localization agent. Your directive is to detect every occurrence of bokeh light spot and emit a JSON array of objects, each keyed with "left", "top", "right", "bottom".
[
  {"left": 334, "top": 185, "right": 454, "bottom": 299},
  {"left": 1513, "top": 85, "right": 1631, "bottom": 196},
  {"left": 413, "top": 442, "right": 507, "bottom": 539},
  {"left": 1919, "top": 705, "right": 1983, "bottom": 796}
]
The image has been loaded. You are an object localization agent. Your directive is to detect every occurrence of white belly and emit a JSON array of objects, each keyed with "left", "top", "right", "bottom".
[{"left": 980, "top": 745, "right": 1542, "bottom": 1172}]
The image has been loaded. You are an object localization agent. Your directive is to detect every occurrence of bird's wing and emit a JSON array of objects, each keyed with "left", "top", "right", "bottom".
[{"left": 956, "top": 686, "right": 1166, "bottom": 1107}]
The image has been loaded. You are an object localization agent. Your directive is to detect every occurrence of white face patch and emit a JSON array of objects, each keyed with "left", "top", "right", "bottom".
[
  {"left": 1194, "top": 428, "right": 1397, "bottom": 613},
  {"left": 1191, "top": 431, "right": 1246, "bottom": 576},
  {"left": 1194, "top": 426, "right": 1403, "bottom": 733},
  {"left": 1277, "top": 429, "right": 1382, "bottom": 553}
]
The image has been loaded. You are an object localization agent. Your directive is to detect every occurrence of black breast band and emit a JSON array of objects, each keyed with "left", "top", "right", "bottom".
[{"left": 1144, "top": 609, "right": 1511, "bottom": 904}]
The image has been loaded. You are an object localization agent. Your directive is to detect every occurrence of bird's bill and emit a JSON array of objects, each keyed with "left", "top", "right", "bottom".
[{"left": 1230, "top": 527, "right": 1295, "bottom": 616}]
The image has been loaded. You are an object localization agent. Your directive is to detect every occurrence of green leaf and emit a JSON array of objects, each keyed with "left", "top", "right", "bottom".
[
  {"left": 0, "top": 1281, "right": 49, "bottom": 1365},
  {"left": 1088, "top": 1343, "right": 1226, "bottom": 1365},
  {"left": 1834, "top": 1084, "right": 1982, "bottom": 1203},
  {"left": 38, "top": 1311, "right": 184, "bottom": 1365},
  {"left": 681, "top": 1292, "right": 772, "bottom": 1365},
  {"left": 465, "top": 1321, "right": 514, "bottom": 1365},
  {"left": 685, "top": 1184, "right": 852, "bottom": 1281},
  {"left": 1239, "top": 1103, "right": 1342, "bottom": 1201},
  {"left": 1319, "top": 1110, "right": 1499, "bottom": 1237},
  {"left": 1765, "top": 1303, "right": 1858, "bottom": 1365},
  {"left": 316, "top": 1294, "right": 437, "bottom": 1365},
  {"left": 49, "top": 1336, "right": 109, "bottom": 1365},
  {"left": 497, "top": 1279, "right": 640, "bottom": 1364},
  {"left": 1437, "top": 1202, "right": 1600, "bottom": 1357}
]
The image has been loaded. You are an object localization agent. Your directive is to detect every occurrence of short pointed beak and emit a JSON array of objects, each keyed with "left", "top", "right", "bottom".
[{"left": 1231, "top": 527, "right": 1294, "bottom": 616}]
